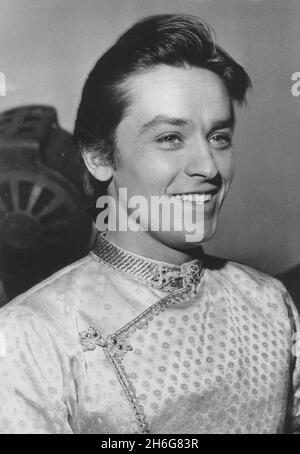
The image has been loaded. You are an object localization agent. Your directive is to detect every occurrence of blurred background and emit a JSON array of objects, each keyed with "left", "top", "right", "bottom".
[{"left": 0, "top": 0, "right": 299, "bottom": 305}]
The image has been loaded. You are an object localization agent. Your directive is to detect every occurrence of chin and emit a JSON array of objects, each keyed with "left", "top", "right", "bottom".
[
  {"left": 200, "top": 218, "right": 219, "bottom": 243},
  {"left": 149, "top": 226, "right": 214, "bottom": 253},
  {"left": 146, "top": 212, "right": 220, "bottom": 252}
]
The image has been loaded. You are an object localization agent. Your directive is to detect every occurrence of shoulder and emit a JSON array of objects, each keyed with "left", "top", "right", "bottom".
[
  {"left": 204, "top": 254, "right": 286, "bottom": 291},
  {"left": 0, "top": 256, "right": 105, "bottom": 397},
  {"left": 203, "top": 254, "right": 297, "bottom": 321},
  {"left": 0, "top": 254, "right": 103, "bottom": 339}
]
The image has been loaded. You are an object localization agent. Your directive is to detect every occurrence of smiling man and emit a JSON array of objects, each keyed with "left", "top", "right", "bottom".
[
  {"left": 91, "top": 64, "right": 235, "bottom": 256},
  {"left": 0, "top": 14, "right": 300, "bottom": 434}
]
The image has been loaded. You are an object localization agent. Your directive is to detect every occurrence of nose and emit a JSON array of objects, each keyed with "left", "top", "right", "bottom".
[{"left": 184, "top": 138, "right": 218, "bottom": 179}]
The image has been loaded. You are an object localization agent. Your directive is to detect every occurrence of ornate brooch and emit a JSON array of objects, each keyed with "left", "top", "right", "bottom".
[
  {"left": 151, "top": 262, "right": 202, "bottom": 293},
  {"left": 183, "top": 263, "right": 203, "bottom": 294}
]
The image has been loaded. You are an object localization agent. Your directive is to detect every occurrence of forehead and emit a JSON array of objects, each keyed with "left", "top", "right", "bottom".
[{"left": 122, "top": 64, "right": 232, "bottom": 125}]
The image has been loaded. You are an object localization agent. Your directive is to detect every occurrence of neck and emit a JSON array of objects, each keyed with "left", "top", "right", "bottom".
[{"left": 105, "top": 230, "right": 202, "bottom": 265}]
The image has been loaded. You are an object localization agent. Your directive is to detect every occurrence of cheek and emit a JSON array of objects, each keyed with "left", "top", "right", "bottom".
[
  {"left": 128, "top": 153, "right": 179, "bottom": 186},
  {"left": 112, "top": 157, "right": 177, "bottom": 197},
  {"left": 215, "top": 152, "right": 235, "bottom": 183}
]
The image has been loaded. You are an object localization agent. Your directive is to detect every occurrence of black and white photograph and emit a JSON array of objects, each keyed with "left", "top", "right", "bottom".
[{"left": 0, "top": 0, "right": 299, "bottom": 435}]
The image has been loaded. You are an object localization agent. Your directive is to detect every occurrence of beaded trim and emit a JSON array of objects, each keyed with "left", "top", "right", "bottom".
[
  {"left": 90, "top": 232, "right": 203, "bottom": 293},
  {"left": 104, "top": 347, "right": 150, "bottom": 434}
]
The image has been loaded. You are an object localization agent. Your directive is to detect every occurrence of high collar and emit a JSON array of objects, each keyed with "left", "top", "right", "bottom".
[{"left": 90, "top": 232, "right": 204, "bottom": 293}]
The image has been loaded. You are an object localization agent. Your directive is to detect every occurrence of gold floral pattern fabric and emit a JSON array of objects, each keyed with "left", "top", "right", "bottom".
[{"left": 0, "top": 237, "right": 299, "bottom": 434}]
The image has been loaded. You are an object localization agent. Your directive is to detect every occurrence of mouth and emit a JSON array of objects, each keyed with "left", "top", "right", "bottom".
[{"left": 170, "top": 190, "right": 218, "bottom": 205}]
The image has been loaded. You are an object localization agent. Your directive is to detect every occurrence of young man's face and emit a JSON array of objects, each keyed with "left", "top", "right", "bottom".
[{"left": 107, "top": 64, "right": 235, "bottom": 253}]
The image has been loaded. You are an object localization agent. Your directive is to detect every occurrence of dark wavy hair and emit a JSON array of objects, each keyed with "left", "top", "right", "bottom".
[{"left": 74, "top": 14, "right": 251, "bottom": 200}]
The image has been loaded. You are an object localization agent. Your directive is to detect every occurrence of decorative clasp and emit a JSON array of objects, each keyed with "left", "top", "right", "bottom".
[
  {"left": 151, "top": 262, "right": 202, "bottom": 293},
  {"left": 106, "top": 334, "right": 133, "bottom": 362},
  {"left": 151, "top": 265, "right": 181, "bottom": 288},
  {"left": 79, "top": 326, "right": 108, "bottom": 352},
  {"left": 183, "top": 263, "right": 203, "bottom": 294},
  {"left": 79, "top": 326, "right": 133, "bottom": 360}
]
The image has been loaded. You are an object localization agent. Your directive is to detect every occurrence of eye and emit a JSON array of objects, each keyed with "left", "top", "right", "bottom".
[
  {"left": 157, "top": 134, "right": 183, "bottom": 149},
  {"left": 209, "top": 133, "right": 232, "bottom": 150}
]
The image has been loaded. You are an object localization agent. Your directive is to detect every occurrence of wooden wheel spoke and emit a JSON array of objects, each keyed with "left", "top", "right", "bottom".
[
  {"left": 36, "top": 198, "right": 62, "bottom": 220},
  {"left": 27, "top": 184, "right": 43, "bottom": 213},
  {"left": 9, "top": 180, "right": 19, "bottom": 211}
]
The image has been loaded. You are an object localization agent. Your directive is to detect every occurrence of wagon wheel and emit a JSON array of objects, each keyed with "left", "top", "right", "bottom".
[
  {"left": 1, "top": 171, "right": 79, "bottom": 247},
  {"left": 0, "top": 169, "right": 91, "bottom": 297},
  {"left": 0, "top": 105, "right": 92, "bottom": 299}
]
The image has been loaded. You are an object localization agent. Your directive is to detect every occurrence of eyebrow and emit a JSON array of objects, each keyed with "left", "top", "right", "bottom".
[
  {"left": 207, "top": 116, "right": 236, "bottom": 135},
  {"left": 140, "top": 113, "right": 235, "bottom": 135},
  {"left": 140, "top": 115, "right": 188, "bottom": 133}
]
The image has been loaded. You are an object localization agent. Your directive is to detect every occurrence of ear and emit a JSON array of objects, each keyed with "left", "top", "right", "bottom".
[{"left": 82, "top": 150, "right": 113, "bottom": 182}]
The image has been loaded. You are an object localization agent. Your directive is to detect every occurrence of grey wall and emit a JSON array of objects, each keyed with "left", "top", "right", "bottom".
[{"left": 0, "top": 0, "right": 299, "bottom": 275}]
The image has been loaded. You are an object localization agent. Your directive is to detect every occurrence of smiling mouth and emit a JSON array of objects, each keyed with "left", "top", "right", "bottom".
[{"left": 170, "top": 192, "right": 217, "bottom": 205}]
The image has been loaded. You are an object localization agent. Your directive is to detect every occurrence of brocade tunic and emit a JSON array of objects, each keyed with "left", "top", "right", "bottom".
[{"left": 0, "top": 233, "right": 300, "bottom": 434}]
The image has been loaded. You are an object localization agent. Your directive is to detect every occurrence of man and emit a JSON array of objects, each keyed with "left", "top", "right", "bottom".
[{"left": 0, "top": 14, "right": 299, "bottom": 434}]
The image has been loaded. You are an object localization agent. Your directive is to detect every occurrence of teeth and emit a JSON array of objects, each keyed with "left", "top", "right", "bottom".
[{"left": 171, "top": 193, "right": 213, "bottom": 203}]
